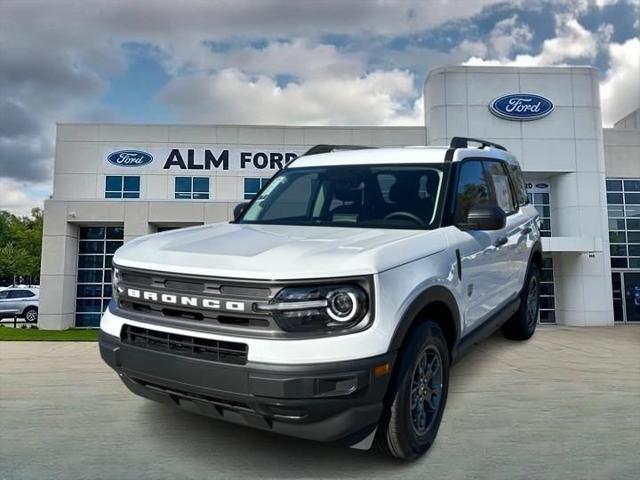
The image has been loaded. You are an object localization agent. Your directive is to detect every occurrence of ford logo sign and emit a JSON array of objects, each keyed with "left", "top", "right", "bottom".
[
  {"left": 489, "top": 94, "right": 554, "bottom": 121},
  {"left": 107, "top": 150, "right": 153, "bottom": 167}
]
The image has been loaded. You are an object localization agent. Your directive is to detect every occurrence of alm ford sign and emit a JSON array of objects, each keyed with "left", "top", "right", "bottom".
[
  {"left": 107, "top": 150, "right": 154, "bottom": 167},
  {"left": 489, "top": 94, "right": 554, "bottom": 121},
  {"left": 104, "top": 146, "right": 305, "bottom": 172}
]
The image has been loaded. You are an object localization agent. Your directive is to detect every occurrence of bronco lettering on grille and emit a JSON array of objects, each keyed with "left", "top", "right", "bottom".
[{"left": 124, "top": 288, "right": 246, "bottom": 312}]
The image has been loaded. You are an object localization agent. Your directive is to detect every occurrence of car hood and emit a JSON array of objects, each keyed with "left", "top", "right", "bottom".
[{"left": 114, "top": 222, "right": 447, "bottom": 280}]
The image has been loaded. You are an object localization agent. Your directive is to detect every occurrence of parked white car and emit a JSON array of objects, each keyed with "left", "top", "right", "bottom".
[
  {"left": 100, "top": 137, "right": 542, "bottom": 460},
  {"left": 0, "top": 287, "right": 39, "bottom": 322}
]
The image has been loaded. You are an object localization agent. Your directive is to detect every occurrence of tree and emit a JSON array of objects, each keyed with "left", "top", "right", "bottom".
[{"left": 0, "top": 208, "right": 43, "bottom": 285}]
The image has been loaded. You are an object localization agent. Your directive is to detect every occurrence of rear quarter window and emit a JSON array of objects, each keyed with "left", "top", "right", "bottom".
[{"left": 508, "top": 164, "right": 529, "bottom": 206}]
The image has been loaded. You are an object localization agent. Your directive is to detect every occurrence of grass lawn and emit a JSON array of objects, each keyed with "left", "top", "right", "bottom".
[{"left": 0, "top": 327, "right": 98, "bottom": 341}]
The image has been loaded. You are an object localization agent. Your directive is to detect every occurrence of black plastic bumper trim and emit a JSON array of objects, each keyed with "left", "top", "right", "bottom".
[{"left": 99, "top": 330, "right": 395, "bottom": 443}]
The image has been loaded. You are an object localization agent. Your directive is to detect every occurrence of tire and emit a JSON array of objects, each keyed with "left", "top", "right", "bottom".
[
  {"left": 376, "top": 321, "right": 450, "bottom": 460},
  {"left": 501, "top": 263, "right": 540, "bottom": 341},
  {"left": 23, "top": 306, "right": 38, "bottom": 323}
]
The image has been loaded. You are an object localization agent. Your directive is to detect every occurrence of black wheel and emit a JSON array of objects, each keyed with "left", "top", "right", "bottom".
[
  {"left": 502, "top": 263, "right": 540, "bottom": 341},
  {"left": 376, "top": 321, "right": 450, "bottom": 460},
  {"left": 23, "top": 306, "right": 38, "bottom": 323}
]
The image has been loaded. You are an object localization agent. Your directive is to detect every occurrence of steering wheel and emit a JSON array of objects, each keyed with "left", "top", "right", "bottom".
[{"left": 383, "top": 211, "right": 426, "bottom": 227}]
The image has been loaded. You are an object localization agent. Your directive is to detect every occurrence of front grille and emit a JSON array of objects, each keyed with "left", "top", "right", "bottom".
[
  {"left": 121, "top": 325, "right": 248, "bottom": 365},
  {"left": 115, "top": 267, "right": 280, "bottom": 335}
]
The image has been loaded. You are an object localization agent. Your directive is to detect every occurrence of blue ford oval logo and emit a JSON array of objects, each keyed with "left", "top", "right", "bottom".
[
  {"left": 107, "top": 150, "right": 153, "bottom": 167},
  {"left": 489, "top": 94, "right": 554, "bottom": 121}
]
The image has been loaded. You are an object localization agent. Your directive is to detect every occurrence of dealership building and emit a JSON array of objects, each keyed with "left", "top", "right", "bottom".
[{"left": 38, "top": 65, "right": 640, "bottom": 329}]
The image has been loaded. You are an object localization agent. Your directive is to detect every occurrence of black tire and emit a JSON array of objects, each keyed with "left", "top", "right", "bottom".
[
  {"left": 23, "top": 306, "right": 38, "bottom": 323},
  {"left": 376, "top": 321, "right": 450, "bottom": 460},
  {"left": 501, "top": 263, "right": 540, "bottom": 341}
]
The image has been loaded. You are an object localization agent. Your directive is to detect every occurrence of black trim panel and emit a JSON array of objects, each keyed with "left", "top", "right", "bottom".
[
  {"left": 452, "top": 296, "right": 520, "bottom": 361},
  {"left": 100, "top": 330, "right": 395, "bottom": 444},
  {"left": 388, "top": 285, "right": 461, "bottom": 352}
]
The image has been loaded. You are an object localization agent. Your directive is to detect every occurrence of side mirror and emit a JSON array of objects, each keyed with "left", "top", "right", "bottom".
[
  {"left": 459, "top": 205, "right": 506, "bottom": 231},
  {"left": 233, "top": 202, "right": 249, "bottom": 221}
]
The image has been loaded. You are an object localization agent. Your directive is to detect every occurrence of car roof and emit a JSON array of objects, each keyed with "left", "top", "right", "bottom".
[{"left": 290, "top": 145, "right": 519, "bottom": 169}]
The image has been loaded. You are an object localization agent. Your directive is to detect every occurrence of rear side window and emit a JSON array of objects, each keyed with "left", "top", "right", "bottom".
[
  {"left": 454, "top": 160, "right": 494, "bottom": 223},
  {"left": 485, "top": 161, "right": 517, "bottom": 215},
  {"left": 507, "top": 164, "right": 528, "bottom": 206},
  {"left": 8, "top": 290, "right": 35, "bottom": 299}
]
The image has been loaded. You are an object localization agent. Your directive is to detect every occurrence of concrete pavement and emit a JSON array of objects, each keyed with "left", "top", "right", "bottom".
[{"left": 1, "top": 326, "right": 639, "bottom": 480}]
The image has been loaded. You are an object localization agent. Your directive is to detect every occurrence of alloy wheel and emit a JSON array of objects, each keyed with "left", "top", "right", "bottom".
[{"left": 409, "top": 345, "right": 443, "bottom": 435}]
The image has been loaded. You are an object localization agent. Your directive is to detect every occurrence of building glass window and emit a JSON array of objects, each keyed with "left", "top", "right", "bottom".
[
  {"left": 607, "top": 177, "right": 640, "bottom": 322},
  {"left": 175, "top": 177, "right": 210, "bottom": 199},
  {"left": 105, "top": 176, "right": 140, "bottom": 199},
  {"left": 244, "top": 177, "right": 270, "bottom": 200},
  {"left": 75, "top": 226, "right": 124, "bottom": 327},
  {"left": 526, "top": 181, "right": 556, "bottom": 324}
]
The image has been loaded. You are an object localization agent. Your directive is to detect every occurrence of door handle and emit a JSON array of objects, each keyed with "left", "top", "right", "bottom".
[
  {"left": 494, "top": 236, "right": 508, "bottom": 247},
  {"left": 521, "top": 226, "right": 532, "bottom": 235}
]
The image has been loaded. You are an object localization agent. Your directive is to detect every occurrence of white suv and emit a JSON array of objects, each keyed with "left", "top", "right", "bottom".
[{"left": 100, "top": 137, "right": 541, "bottom": 460}]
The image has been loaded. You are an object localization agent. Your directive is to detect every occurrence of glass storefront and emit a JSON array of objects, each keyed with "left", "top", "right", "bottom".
[
  {"left": 75, "top": 226, "right": 124, "bottom": 327},
  {"left": 526, "top": 181, "right": 556, "bottom": 324},
  {"left": 606, "top": 178, "right": 640, "bottom": 322}
]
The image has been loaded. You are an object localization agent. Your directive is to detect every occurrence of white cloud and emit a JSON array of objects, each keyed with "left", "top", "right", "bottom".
[
  {"left": 600, "top": 37, "right": 640, "bottom": 126},
  {"left": 158, "top": 68, "right": 421, "bottom": 126},
  {"left": 464, "top": 15, "right": 599, "bottom": 66},
  {"left": 489, "top": 15, "right": 534, "bottom": 58}
]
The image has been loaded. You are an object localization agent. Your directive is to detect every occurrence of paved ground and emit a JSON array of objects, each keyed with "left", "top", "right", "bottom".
[{"left": 1, "top": 326, "right": 639, "bottom": 480}]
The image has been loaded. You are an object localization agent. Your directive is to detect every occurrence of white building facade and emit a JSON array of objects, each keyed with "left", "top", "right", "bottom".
[{"left": 39, "top": 65, "right": 640, "bottom": 329}]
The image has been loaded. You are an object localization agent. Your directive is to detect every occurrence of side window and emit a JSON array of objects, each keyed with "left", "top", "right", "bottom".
[
  {"left": 485, "top": 161, "right": 517, "bottom": 215},
  {"left": 8, "top": 290, "right": 33, "bottom": 299},
  {"left": 260, "top": 172, "right": 319, "bottom": 221},
  {"left": 508, "top": 164, "right": 529, "bottom": 206},
  {"left": 455, "top": 161, "right": 494, "bottom": 224},
  {"left": 0, "top": 290, "right": 9, "bottom": 300}
]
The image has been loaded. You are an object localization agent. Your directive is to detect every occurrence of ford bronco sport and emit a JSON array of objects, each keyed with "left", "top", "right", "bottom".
[{"left": 100, "top": 137, "right": 542, "bottom": 460}]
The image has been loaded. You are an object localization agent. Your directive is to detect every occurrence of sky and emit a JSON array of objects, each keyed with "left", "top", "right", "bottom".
[{"left": 0, "top": 0, "right": 638, "bottom": 216}]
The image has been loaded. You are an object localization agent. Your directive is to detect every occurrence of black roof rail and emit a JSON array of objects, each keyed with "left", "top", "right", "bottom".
[
  {"left": 449, "top": 137, "right": 507, "bottom": 151},
  {"left": 302, "top": 144, "right": 377, "bottom": 156}
]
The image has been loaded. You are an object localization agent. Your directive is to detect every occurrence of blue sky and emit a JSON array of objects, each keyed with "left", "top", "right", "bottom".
[{"left": 0, "top": 0, "right": 638, "bottom": 214}]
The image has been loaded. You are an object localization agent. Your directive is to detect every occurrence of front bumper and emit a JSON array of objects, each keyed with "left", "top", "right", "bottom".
[{"left": 99, "top": 330, "right": 395, "bottom": 445}]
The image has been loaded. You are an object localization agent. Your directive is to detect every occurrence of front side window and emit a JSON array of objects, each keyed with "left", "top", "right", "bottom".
[
  {"left": 244, "top": 178, "right": 270, "bottom": 200},
  {"left": 454, "top": 161, "right": 494, "bottom": 224},
  {"left": 175, "top": 177, "right": 210, "bottom": 200},
  {"left": 240, "top": 164, "right": 445, "bottom": 229},
  {"left": 105, "top": 176, "right": 140, "bottom": 199}
]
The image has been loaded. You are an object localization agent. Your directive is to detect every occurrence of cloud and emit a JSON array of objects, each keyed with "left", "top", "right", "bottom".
[
  {"left": 465, "top": 14, "right": 599, "bottom": 66},
  {"left": 600, "top": 37, "right": 640, "bottom": 126},
  {"left": 0, "top": 178, "right": 47, "bottom": 217},
  {"left": 489, "top": 15, "right": 534, "bottom": 58},
  {"left": 158, "top": 67, "right": 421, "bottom": 126}
]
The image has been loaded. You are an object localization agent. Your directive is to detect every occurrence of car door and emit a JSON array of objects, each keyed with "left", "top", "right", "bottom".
[
  {"left": 483, "top": 160, "right": 529, "bottom": 305},
  {"left": 0, "top": 289, "right": 20, "bottom": 315},
  {"left": 449, "top": 159, "right": 509, "bottom": 333}
]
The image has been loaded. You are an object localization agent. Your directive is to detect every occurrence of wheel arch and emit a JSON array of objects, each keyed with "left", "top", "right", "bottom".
[
  {"left": 22, "top": 304, "right": 38, "bottom": 315},
  {"left": 388, "top": 285, "right": 460, "bottom": 357},
  {"left": 529, "top": 240, "right": 543, "bottom": 271}
]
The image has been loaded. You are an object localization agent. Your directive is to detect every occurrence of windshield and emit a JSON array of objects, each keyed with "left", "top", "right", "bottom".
[{"left": 239, "top": 164, "right": 446, "bottom": 229}]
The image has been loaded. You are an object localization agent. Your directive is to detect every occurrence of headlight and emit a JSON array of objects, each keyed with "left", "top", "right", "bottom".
[
  {"left": 256, "top": 284, "right": 369, "bottom": 332},
  {"left": 112, "top": 267, "right": 121, "bottom": 299}
]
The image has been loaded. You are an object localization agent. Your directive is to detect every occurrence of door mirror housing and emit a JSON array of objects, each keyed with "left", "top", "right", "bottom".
[
  {"left": 233, "top": 202, "right": 249, "bottom": 221},
  {"left": 458, "top": 205, "right": 506, "bottom": 231}
]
